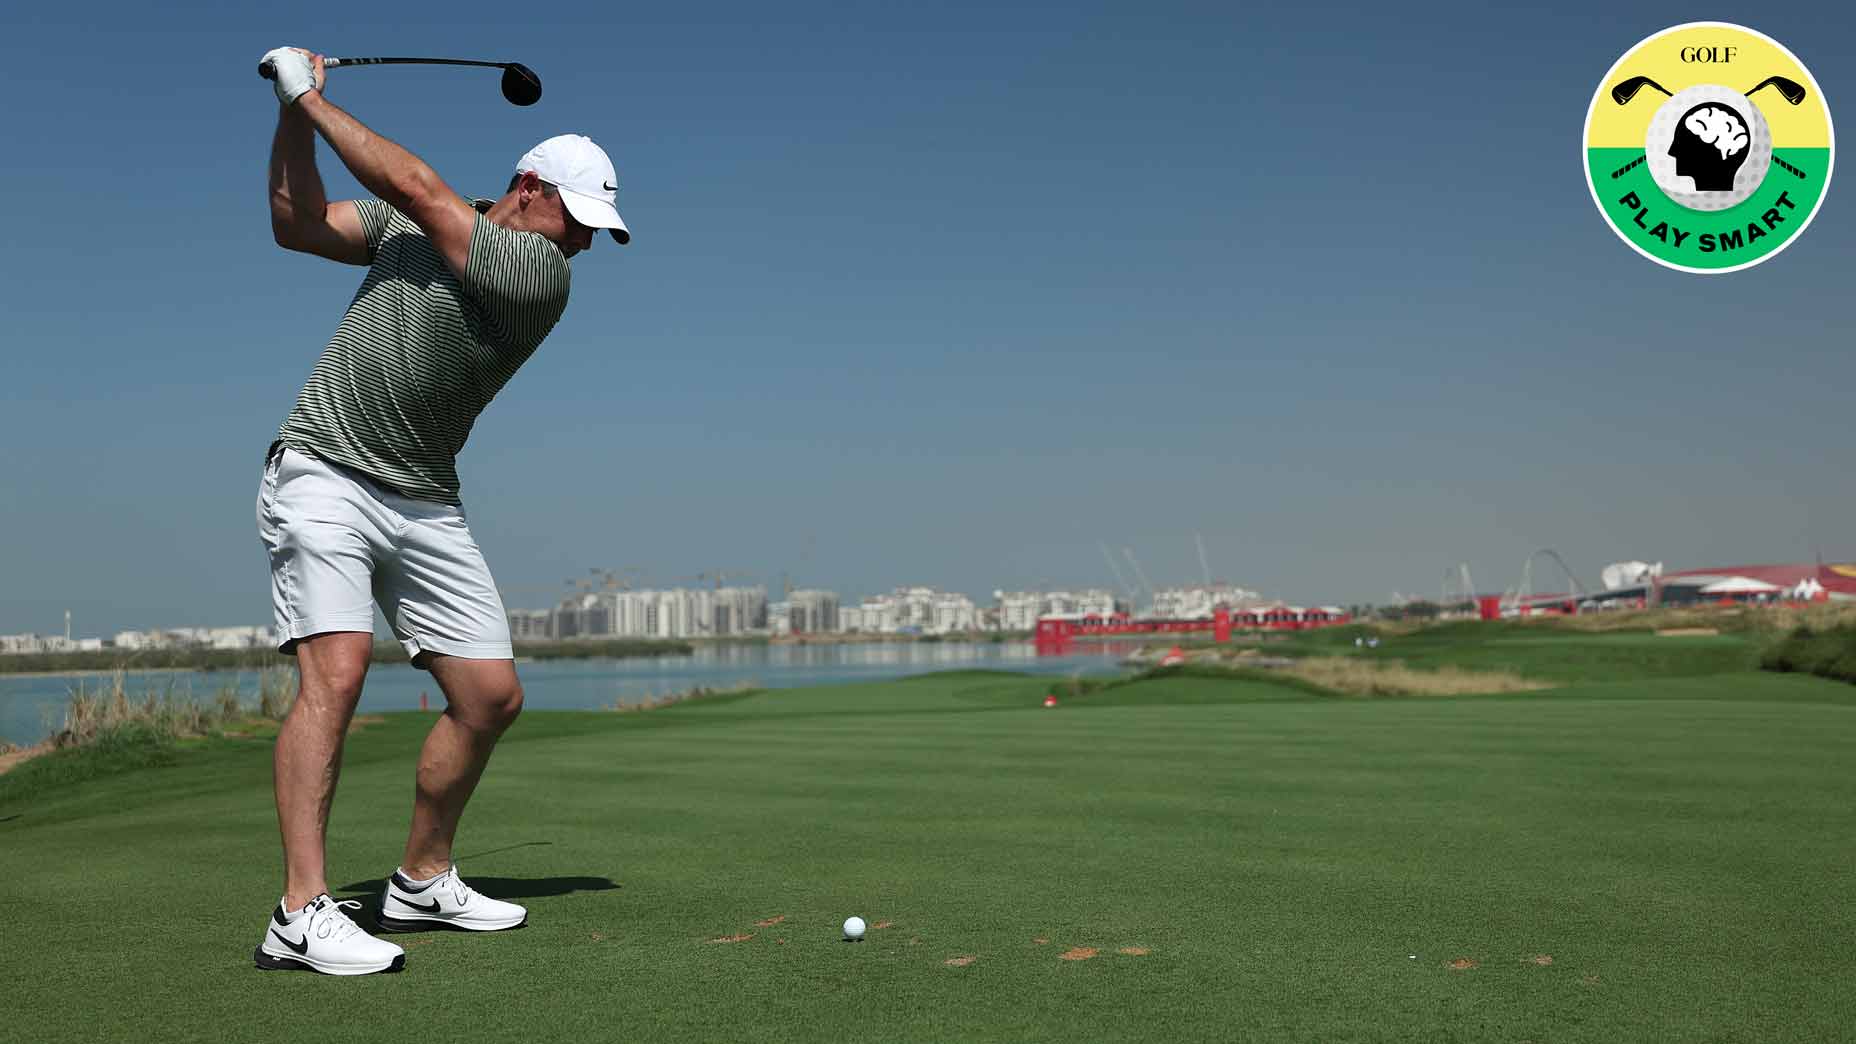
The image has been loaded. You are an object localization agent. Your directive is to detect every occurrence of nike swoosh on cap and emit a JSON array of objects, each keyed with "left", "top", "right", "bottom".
[
  {"left": 603, "top": 181, "right": 617, "bottom": 191},
  {"left": 270, "top": 929, "right": 310, "bottom": 955}
]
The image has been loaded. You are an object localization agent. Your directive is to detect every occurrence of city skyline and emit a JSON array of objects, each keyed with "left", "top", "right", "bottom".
[{"left": 3, "top": 3, "right": 1853, "bottom": 637}]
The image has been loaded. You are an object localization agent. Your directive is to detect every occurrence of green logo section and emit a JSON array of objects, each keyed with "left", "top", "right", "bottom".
[{"left": 1587, "top": 147, "right": 1829, "bottom": 269}]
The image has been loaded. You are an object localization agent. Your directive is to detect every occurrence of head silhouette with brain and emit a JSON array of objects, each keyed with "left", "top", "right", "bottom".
[{"left": 1667, "top": 102, "right": 1751, "bottom": 192}]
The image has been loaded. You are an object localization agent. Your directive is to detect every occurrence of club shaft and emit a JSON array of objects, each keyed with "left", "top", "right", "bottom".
[{"left": 324, "top": 57, "right": 511, "bottom": 70}]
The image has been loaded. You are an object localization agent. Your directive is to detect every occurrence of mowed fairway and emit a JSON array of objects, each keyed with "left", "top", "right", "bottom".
[{"left": 6, "top": 663, "right": 1856, "bottom": 1042}]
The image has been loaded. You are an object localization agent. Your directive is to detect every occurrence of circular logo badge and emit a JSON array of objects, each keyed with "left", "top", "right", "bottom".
[{"left": 1584, "top": 23, "right": 1833, "bottom": 273}]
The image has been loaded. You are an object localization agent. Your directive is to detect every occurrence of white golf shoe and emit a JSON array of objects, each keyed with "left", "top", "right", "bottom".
[
  {"left": 254, "top": 894, "right": 406, "bottom": 975},
  {"left": 379, "top": 865, "right": 528, "bottom": 932}
]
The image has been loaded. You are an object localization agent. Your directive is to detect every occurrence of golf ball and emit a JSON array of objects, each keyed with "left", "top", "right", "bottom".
[{"left": 842, "top": 916, "right": 866, "bottom": 941}]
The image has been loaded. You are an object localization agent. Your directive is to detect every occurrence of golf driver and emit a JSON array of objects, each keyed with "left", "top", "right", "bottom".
[
  {"left": 1610, "top": 76, "right": 1673, "bottom": 105},
  {"left": 1606, "top": 75, "right": 1812, "bottom": 179},
  {"left": 1746, "top": 76, "right": 1807, "bottom": 105},
  {"left": 258, "top": 56, "right": 542, "bottom": 106}
]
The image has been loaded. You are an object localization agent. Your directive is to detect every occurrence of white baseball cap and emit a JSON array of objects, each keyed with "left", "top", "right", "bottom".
[{"left": 516, "top": 134, "right": 631, "bottom": 245}]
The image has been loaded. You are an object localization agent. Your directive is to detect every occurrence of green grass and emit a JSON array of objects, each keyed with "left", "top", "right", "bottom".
[
  {"left": 5, "top": 654, "right": 1856, "bottom": 1041},
  {"left": 1762, "top": 624, "right": 1856, "bottom": 684},
  {"left": 1269, "top": 621, "right": 1763, "bottom": 683}
]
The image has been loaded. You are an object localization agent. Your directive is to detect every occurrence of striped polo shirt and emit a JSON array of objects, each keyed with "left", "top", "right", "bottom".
[{"left": 276, "top": 199, "right": 571, "bottom": 505}]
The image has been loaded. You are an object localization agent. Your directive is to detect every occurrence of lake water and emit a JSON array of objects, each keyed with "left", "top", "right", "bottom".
[{"left": 0, "top": 641, "right": 1128, "bottom": 747}]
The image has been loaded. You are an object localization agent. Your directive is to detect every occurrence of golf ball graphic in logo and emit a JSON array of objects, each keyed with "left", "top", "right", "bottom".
[
  {"left": 1584, "top": 23, "right": 1833, "bottom": 273},
  {"left": 1646, "top": 87, "right": 1771, "bottom": 210}
]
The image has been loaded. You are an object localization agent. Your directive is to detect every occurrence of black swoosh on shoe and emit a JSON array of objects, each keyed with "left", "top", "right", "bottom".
[
  {"left": 270, "top": 929, "right": 310, "bottom": 955},
  {"left": 394, "top": 895, "right": 442, "bottom": 914},
  {"left": 392, "top": 871, "right": 439, "bottom": 894}
]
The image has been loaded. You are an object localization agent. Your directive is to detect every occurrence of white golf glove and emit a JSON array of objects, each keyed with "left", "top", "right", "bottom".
[{"left": 261, "top": 48, "right": 318, "bottom": 105}]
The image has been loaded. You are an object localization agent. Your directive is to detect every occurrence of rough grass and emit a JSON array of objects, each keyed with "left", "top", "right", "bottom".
[
  {"left": 1761, "top": 624, "right": 1856, "bottom": 684},
  {"left": 0, "top": 667, "right": 297, "bottom": 785},
  {"left": 1281, "top": 656, "right": 1548, "bottom": 696},
  {"left": 52, "top": 667, "right": 295, "bottom": 749},
  {"left": 609, "top": 681, "right": 763, "bottom": 712}
]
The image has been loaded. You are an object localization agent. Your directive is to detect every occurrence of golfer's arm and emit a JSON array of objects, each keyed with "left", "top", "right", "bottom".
[
  {"left": 296, "top": 91, "right": 476, "bottom": 277},
  {"left": 269, "top": 106, "right": 371, "bottom": 265}
]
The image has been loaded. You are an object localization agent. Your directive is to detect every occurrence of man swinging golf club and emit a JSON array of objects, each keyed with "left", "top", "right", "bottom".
[{"left": 252, "top": 47, "right": 628, "bottom": 975}]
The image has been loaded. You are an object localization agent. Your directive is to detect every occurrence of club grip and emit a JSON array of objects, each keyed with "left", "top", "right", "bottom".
[{"left": 257, "top": 55, "right": 341, "bottom": 78}]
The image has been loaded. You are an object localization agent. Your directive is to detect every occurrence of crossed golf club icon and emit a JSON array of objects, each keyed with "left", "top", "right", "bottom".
[{"left": 1607, "top": 75, "right": 1810, "bottom": 181}]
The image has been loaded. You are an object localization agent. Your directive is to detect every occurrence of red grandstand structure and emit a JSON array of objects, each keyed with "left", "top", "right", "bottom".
[{"left": 1035, "top": 604, "right": 1352, "bottom": 649}]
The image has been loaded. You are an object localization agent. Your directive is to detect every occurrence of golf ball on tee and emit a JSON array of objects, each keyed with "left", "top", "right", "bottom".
[{"left": 843, "top": 916, "right": 866, "bottom": 941}]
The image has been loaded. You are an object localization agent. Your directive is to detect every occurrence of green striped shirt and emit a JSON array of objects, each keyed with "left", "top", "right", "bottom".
[{"left": 277, "top": 199, "right": 571, "bottom": 505}]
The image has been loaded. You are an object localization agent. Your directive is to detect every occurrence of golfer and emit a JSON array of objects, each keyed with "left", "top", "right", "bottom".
[{"left": 252, "top": 47, "right": 628, "bottom": 976}]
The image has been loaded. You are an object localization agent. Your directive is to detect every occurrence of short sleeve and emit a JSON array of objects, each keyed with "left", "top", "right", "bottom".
[
  {"left": 464, "top": 214, "right": 572, "bottom": 350},
  {"left": 353, "top": 199, "right": 394, "bottom": 255}
]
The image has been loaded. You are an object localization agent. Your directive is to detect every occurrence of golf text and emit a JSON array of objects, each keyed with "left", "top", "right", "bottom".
[{"left": 1613, "top": 189, "right": 1796, "bottom": 253}]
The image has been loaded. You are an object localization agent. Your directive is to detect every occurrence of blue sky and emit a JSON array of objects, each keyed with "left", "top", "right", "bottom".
[{"left": 1, "top": 1, "right": 1850, "bottom": 635}]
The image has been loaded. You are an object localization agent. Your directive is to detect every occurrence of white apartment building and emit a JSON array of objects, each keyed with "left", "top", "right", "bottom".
[
  {"left": 1150, "top": 584, "right": 1263, "bottom": 619},
  {"left": 109, "top": 626, "right": 274, "bottom": 651},
  {"left": 507, "top": 609, "right": 551, "bottom": 641},
  {"left": 1, "top": 634, "right": 104, "bottom": 654},
  {"left": 840, "top": 587, "right": 979, "bottom": 635},
  {"left": 994, "top": 589, "right": 1124, "bottom": 630},
  {"left": 524, "top": 586, "right": 769, "bottom": 640},
  {"left": 788, "top": 590, "right": 839, "bottom": 633}
]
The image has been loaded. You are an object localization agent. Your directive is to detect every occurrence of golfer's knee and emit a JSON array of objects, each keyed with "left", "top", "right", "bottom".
[{"left": 458, "top": 681, "right": 523, "bottom": 734}]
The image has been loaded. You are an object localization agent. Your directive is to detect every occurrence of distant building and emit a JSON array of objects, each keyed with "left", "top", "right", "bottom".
[
  {"left": 0, "top": 633, "right": 104, "bottom": 654},
  {"left": 841, "top": 587, "right": 978, "bottom": 635},
  {"left": 995, "top": 589, "right": 1123, "bottom": 630},
  {"left": 507, "top": 609, "right": 552, "bottom": 641},
  {"left": 517, "top": 586, "right": 770, "bottom": 641},
  {"left": 788, "top": 590, "right": 839, "bottom": 633},
  {"left": 1151, "top": 584, "right": 1263, "bottom": 619}
]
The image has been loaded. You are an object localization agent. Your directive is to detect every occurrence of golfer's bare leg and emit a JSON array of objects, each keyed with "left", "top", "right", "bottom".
[
  {"left": 274, "top": 631, "right": 372, "bottom": 910},
  {"left": 400, "top": 655, "right": 523, "bottom": 879}
]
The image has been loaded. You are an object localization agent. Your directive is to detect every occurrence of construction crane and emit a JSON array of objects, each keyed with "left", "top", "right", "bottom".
[
  {"left": 1122, "top": 547, "right": 1156, "bottom": 608},
  {"left": 1100, "top": 541, "right": 1137, "bottom": 604},
  {"left": 695, "top": 570, "right": 756, "bottom": 591},
  {"left": 592, "top": 566, "right": 645, "bottom": 592}
]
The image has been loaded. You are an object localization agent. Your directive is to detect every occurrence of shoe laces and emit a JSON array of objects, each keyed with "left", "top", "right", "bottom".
[
  {"left": 442, "top": 866, "right": 477, "bottom": 909},
  {"left": 308, "top": 897, "right": 366, "bottom": 943}
]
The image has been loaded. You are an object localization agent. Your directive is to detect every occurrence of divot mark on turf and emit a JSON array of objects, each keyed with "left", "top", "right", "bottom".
[
  {"left": 1033, "top": 937, "right": 1049, "bottom": 945},
  {"left": 944, "top": 955, "right": 977, "bottom": 967},
  {"left": 708, "top": 934, "right": 755, "bottom": 944},
  {"left": 755, "top": 915, "right": 786, "bottom": 927},
  {"left": 1529, "top": 954, "right": 1553, "bottom": 965},
  {"left": 1059, "top": 947, "right": 1099, "bottom": 961},
  {"left": 1118, "top": 947, "right": 1150, "bottom": 956},
  {"left": 872, "top": 921, "right": 894, "bottom": 930},
  {"left": 1448, "top": 958, "right": 1477, "bottom": 971},
  {"left": 590, "top": 931, "right": 606, "bottom": 942}
]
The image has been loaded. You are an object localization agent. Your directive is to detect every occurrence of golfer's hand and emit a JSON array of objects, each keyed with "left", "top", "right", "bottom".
[{"left": 261, "top": 47, "right": 324, "bottom": 106}]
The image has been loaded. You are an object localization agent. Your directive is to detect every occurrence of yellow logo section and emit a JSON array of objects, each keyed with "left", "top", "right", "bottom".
[{"left": 1587, "top": 25, "right": 1829, "bottom": 148}]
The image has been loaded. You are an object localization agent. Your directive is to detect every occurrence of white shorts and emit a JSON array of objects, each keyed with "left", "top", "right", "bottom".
[{"left": 256, "top": 445, "right": 512, "bottom": 665}]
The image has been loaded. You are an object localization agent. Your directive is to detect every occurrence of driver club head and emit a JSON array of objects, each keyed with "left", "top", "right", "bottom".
[
  {"left": 1610, "top": 76, "right": 1672, "bottom": 105},
  {"left": 501, "top": 63, "right": 543, "bottom": 106},
  {"left": 1747, "top": 75, "right": 1806, "bottom": 105}
]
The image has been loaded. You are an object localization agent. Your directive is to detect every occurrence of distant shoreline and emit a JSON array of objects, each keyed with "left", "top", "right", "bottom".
[{"left": 0, "top": 633, "right": 1039, "bottom": 677}]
